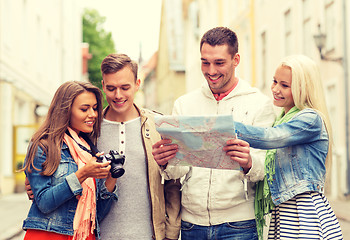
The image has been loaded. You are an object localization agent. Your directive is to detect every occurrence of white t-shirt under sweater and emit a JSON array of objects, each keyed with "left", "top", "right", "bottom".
[{"left": 98, "top": 117, "right": 153, "bottom": 239}]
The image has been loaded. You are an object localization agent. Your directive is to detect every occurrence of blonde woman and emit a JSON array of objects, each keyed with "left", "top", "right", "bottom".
[
  {"left": 225, "top": 55, "right": 343, "bottom": 239},
  {"left": 22, "top": 81, "right": 118, "bottom": 240}
]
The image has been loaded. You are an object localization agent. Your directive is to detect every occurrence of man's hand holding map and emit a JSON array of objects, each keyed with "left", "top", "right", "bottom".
[{"left": 155, "top": 115, "right": 240, "bottom": 170}]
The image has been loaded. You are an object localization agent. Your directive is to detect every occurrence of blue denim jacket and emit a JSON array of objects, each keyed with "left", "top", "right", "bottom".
[
  {"left": 234, "top": 109, "right": 328, "bottom": 205},
  {"left": 22, "top": 143, "right": 118, "bottom": 237}
]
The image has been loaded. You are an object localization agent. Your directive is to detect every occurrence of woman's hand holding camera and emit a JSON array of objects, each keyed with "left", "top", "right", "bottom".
[{"left": 75, "top": 154, "right": 111, "bottom": 184}]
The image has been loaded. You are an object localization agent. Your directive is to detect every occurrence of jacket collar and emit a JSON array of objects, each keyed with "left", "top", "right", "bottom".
[
  {"left": 135, "top": 104, "right": 149, "bottom": 126},
  {"left": 201, "top": 78, "right": 259, "bottom": 100}
]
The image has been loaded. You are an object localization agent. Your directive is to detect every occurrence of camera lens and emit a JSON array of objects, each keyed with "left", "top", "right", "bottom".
[
  {"left": 110, "top": 163, "right": 125, "bottom": 178},
  {"left": 105, "top": 150, "right": 125, "bottom": 178}
]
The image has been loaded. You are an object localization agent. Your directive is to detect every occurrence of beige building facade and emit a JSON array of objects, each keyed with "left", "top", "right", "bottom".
[
  {"left": 0, "top": 0, "right": 82, "bottom": 194},
  {"left": 152, "top": 0, "right": 186, "bottom": 114}
]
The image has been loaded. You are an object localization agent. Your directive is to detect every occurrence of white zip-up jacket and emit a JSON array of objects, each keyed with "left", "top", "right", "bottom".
[{"left": 162, "top": 79, "right": 276, "bottom": 226}]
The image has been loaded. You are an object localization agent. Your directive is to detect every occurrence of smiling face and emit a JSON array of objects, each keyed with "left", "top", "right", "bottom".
[
  {"left": 271, "top": 66, "right": 295, "bottom": 113},
  {"left": 70, "top": 91, "right": 98, "bottom": 134},
  {"left": 102, "top": 66, "right": 140, "bottom": 122},
  {"left": 200, "top": 43, "right": 240, "bottom": 94}
]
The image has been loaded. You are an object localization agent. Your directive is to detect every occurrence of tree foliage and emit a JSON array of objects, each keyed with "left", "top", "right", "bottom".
[{"left": 83, "top": 8, "right": 115, "bottom": 89}]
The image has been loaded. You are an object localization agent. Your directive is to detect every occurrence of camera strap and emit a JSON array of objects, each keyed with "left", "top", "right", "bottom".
[{"left": 65, "top": 130, "right": 100, "bottom": 157}]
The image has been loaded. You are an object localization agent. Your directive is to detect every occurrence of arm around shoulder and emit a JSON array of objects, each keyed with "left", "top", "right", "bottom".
[{"left": 27, "top": 147, "right": 83, "bottom": 214}]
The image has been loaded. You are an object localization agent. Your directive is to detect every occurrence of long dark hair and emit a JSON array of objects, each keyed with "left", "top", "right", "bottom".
[{"left": 22, "top": 81, "right": 103, "bottom": 176}]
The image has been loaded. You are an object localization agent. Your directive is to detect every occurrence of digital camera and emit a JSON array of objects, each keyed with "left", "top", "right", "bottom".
[{"left": 97, "top": 150, "right": 125, "bottom": 178}]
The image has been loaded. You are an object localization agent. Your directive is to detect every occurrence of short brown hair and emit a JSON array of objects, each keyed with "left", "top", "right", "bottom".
[
  {"left": 200, "top": 27, "right": 239, "bottom": 57},
  {"left": 101, "top": 53, "right": 138, "bottom": 81}
]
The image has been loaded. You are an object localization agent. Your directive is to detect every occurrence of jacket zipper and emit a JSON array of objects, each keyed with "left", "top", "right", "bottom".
[
  {"left": 207, "top": 169, "right": 213, "bottom": 225},
  {"left": 206, "top": 101, "right": 221, "bottom": 224}
]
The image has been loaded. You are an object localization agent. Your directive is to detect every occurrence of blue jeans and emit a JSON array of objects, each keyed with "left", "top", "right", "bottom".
[{"left": 181, "top": 219, "right": 258, "bottom": 240}]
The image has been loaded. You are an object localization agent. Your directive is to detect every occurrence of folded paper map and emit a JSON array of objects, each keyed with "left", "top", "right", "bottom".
[{"left": 155, "top": 115, "right": 240, "bottom": 170}]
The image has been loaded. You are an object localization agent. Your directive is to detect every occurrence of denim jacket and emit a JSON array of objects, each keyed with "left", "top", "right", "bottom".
[
  {"left": 22, "top": 142, "right": 118, "bottom": 237},
  {"left": 234, "top": 109, "right": 328, "bottom": 205}
]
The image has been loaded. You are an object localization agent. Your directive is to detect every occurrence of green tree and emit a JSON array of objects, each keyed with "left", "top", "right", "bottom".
[{"left": 83, "top": 8, "right": 115, "bottom": 89}]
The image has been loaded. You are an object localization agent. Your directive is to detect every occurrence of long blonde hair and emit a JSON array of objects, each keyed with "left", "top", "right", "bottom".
[
  {"left": 22, "top": 81, "right": 103, "bottom": 176},
  {"left": 280, "top": 55, "right": 333, "bottom": 166}
]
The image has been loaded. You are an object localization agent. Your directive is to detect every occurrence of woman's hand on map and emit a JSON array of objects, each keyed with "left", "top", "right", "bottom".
[{"left": 152, "top": 139, "right": 178, "bottom": 166}]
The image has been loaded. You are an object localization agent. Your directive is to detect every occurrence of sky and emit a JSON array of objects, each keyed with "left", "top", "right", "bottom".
[{"left": 82, "top": 0, "right": 162, "bottom": 62}]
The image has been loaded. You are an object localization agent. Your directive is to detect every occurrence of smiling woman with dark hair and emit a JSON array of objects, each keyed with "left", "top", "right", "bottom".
[{"left": 21, "top": 81, "right": 118, "bottom": 240}]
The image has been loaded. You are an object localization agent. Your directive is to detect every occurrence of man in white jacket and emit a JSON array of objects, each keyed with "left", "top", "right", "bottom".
[{"left": 152, "top": 27, "right": 276, "bottom": 240}]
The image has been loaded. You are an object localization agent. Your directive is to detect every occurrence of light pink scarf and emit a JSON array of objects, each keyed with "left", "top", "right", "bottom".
[{"left": 63, "top": 127, "right": 96, "bottom": 240}]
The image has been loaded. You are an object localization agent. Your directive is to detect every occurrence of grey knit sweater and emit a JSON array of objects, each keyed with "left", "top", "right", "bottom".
[{"left": 98, "top": 117, "right": 152, "bottom": 239}]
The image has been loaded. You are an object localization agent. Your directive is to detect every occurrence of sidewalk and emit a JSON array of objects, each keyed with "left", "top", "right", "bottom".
[
  {"left": 329, "top": 197, "right": 350, "bottom": 222},
  {"left": 0, "top": 192, "right": 31, "bottom": 240}
]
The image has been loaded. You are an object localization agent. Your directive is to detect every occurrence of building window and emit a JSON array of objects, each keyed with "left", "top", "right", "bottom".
[
  {"left": 244, "top": 35, "right": 251, "bottom": 85},
  {"left": 189, "top": 1, "right": 200, "bottom": 39},
  {"left": 165, "top": 0, "right": 185, "bottom": 71},
  {"left": 284, "top": 9, "right": 292, "bottom": 56},
  {"left": 4, "top": 0, "right": 12, "bottom": 49},
  {"left": 302, "top": 0, "right": 312, "bottom": 57},
  {"left": 325, "top": 82, "right": 337, "bottom": 143},
  {"left": 325, "top": 1, "right": 335, "bottom": 52},
  {"left": 260, "top": 31, "right": 267, "bottom": 89}
]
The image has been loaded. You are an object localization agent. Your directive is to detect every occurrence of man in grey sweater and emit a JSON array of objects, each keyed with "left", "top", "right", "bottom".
[{"left": 98, "top": 53, "right": 181, "bottom": 240}]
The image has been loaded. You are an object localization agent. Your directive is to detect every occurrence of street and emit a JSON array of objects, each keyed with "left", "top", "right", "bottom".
[{"left": 339, "top": 218, "right": 350, "bottom": 240}]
